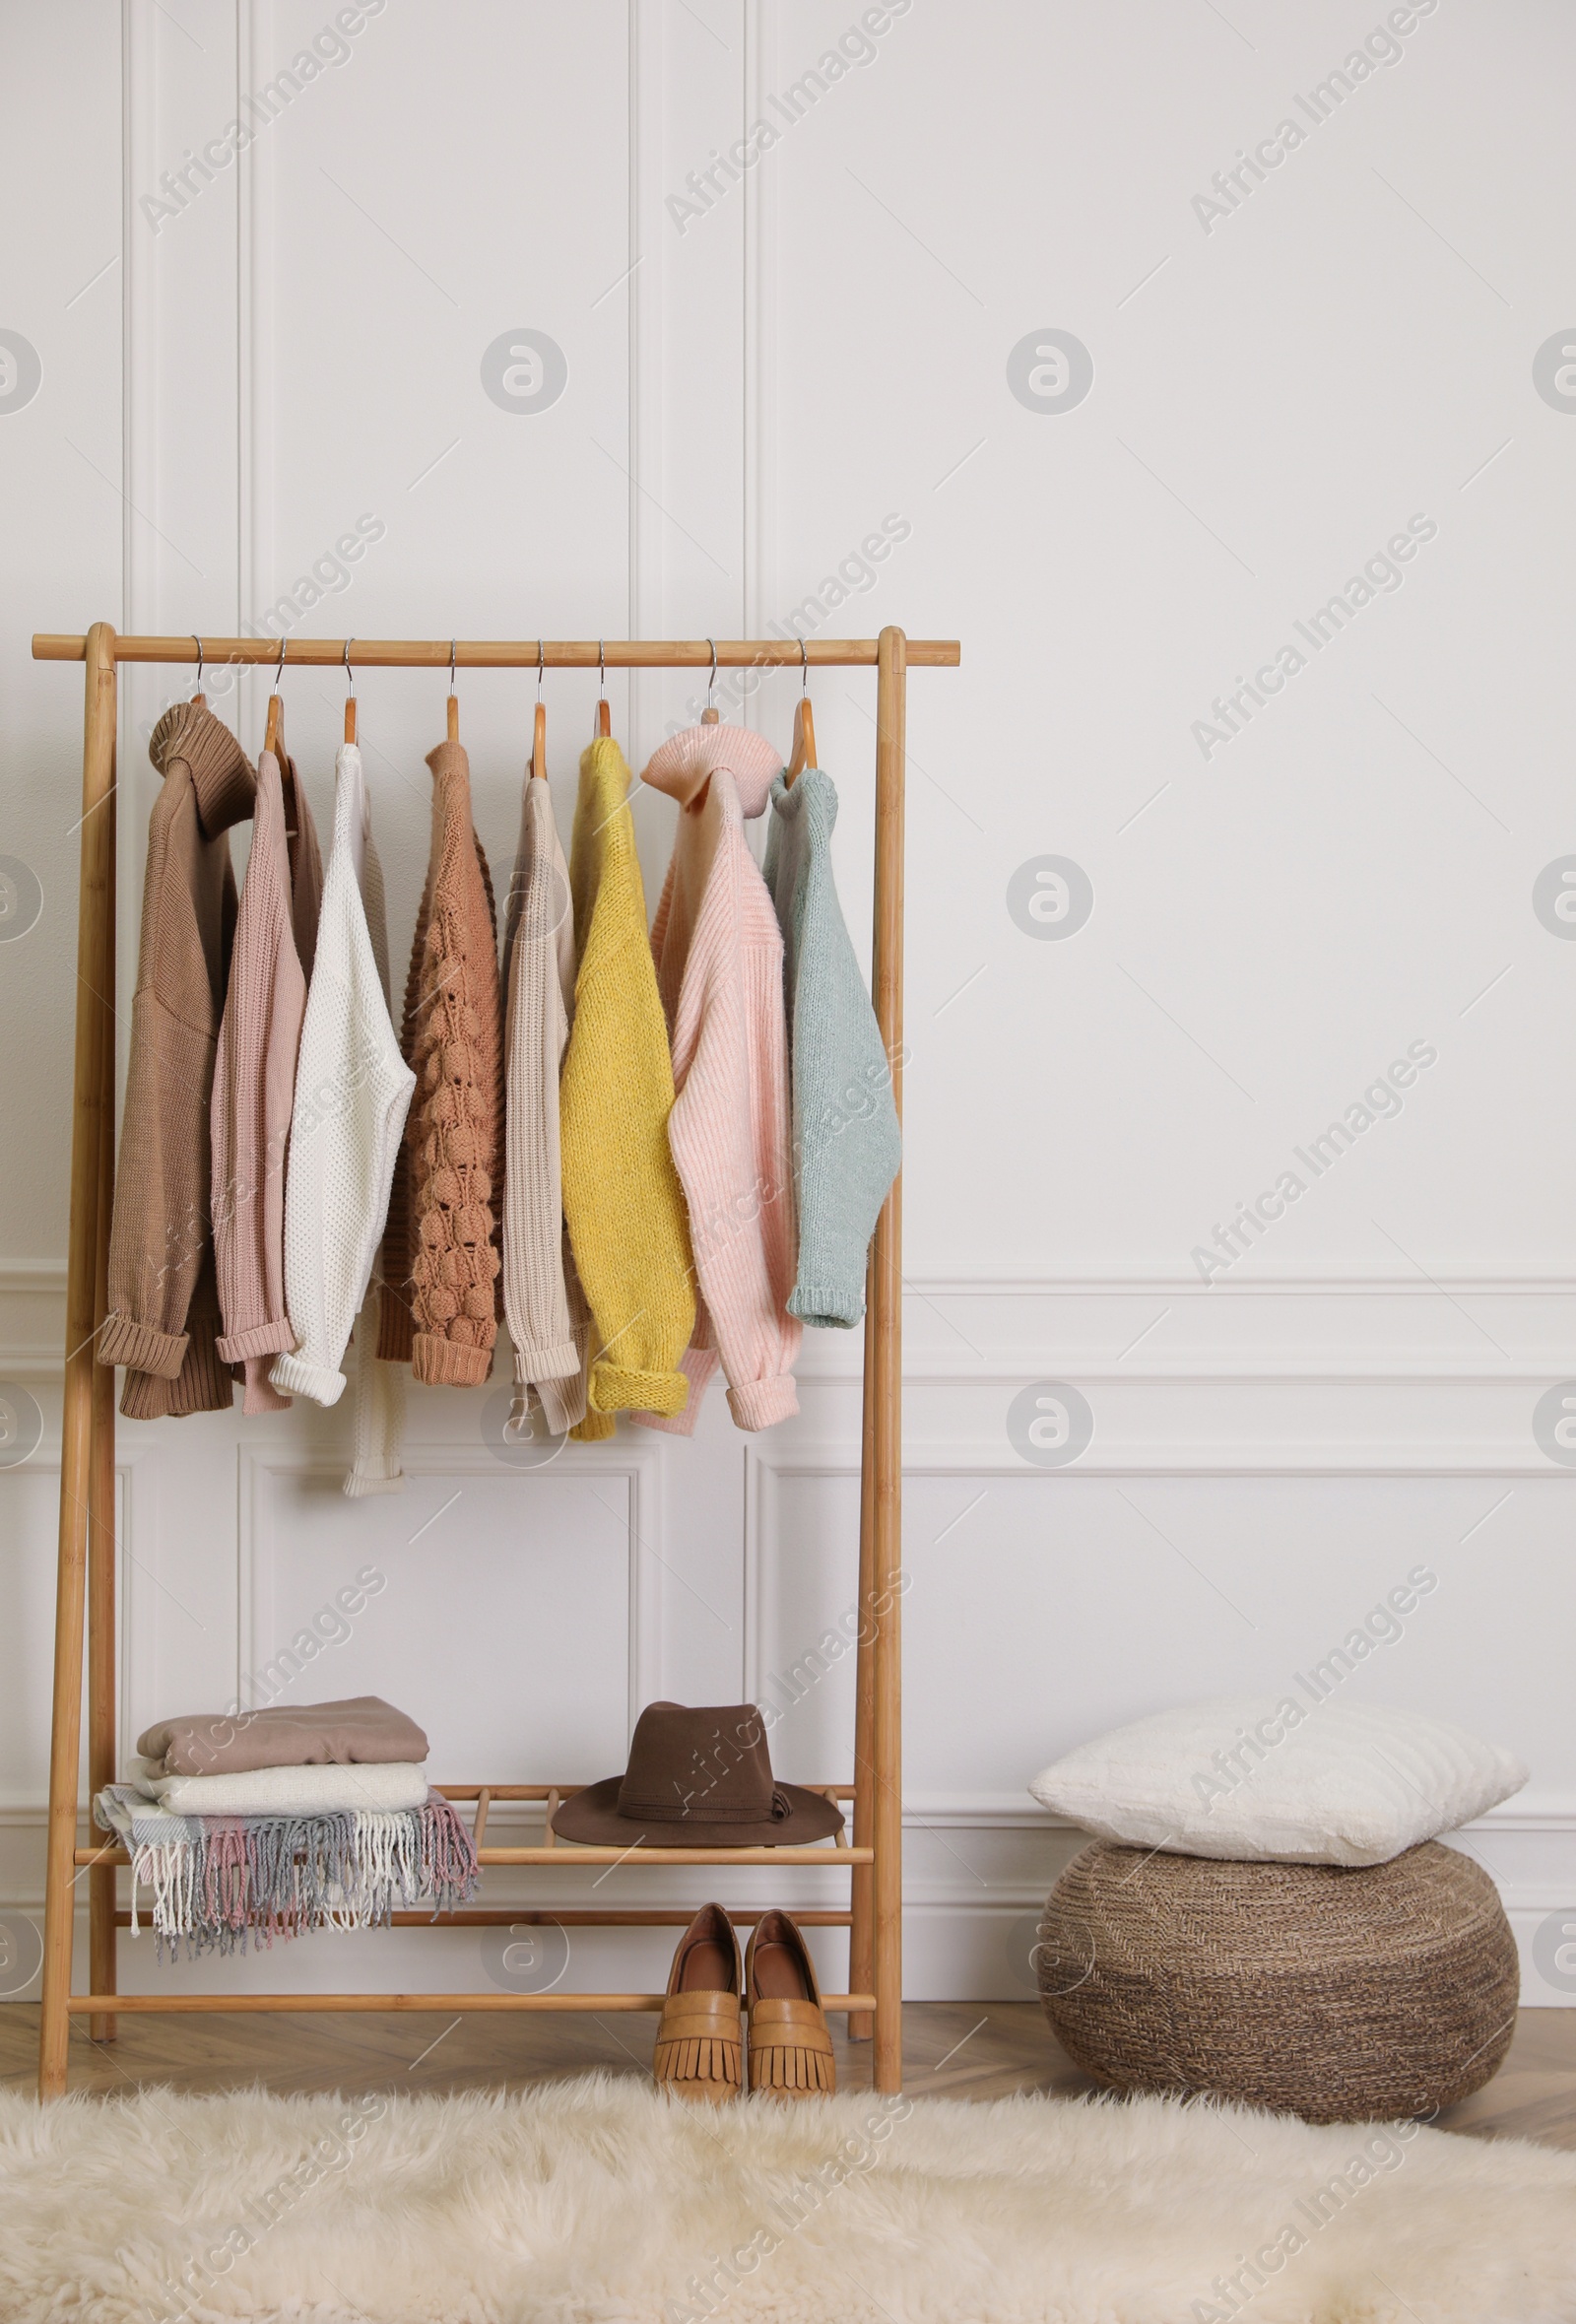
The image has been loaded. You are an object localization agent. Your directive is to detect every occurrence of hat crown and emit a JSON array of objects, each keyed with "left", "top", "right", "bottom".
[{"left": 616, "top": 1701, "right": 785, "bottom": 1826}]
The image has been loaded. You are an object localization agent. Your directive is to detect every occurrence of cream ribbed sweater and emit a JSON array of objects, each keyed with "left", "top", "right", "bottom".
[
  {"left": 211, "top": 749, "right": 321, "bottom": 1415},
  {"left": 636, "top": 748, "right": 799, "bottom": 1434},
  {"left": 501, "top": 773, "right": 586, "bottom": 1434},
  {"left": 270, "top": 746, "right": 416, "bottom": 1411}
]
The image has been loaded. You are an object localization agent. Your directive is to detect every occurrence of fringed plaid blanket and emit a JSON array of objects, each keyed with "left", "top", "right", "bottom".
[{"left": 93, "top": 1785, "right": 479, "bottom": 1958}]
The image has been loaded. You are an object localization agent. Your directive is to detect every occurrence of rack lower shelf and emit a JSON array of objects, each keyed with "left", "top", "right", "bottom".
[
  {"left": 77, "top": 1845, "right": 870, "bottom": 1868},
  {"left": 72, "top": 1777, "right": 876, "bottom": 2026},
  {"left": 66, "top": 1991, "right": 878, "bottom": 2014},
  {"left": 79, "top": 1776, "right": 868, "bottom": 1871}
]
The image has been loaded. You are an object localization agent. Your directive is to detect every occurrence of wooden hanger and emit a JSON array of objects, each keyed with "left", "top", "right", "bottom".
[
  {"left": 343, "top": 637, "right": 357, "bottom": 744},
  {"left": 531, "top": 640, "right": 548, "bottom": 779},
  {"left": 189, "top": 634, "right": 206, "bottom": 710},
  {"left": 787, "top": 640, "right": 816, "bottom": 783},
  {"left": 446, "top": 636, "right": 460, "bottom": 742},
  {"left": 263, "top": 634, "right": 286, "bottom": 756},
  {"left": 700, "top": 636, "right": 720, "bottom": 723}
]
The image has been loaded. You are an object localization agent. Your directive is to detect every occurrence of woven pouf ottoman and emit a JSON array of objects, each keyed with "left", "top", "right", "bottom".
[{"left": 1036, "top": 1838, "right": 1519, "bottom": 2122}]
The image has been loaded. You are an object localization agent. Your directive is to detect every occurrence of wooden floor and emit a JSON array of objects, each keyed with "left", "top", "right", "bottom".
[{"left": 5, "top": 2001, "right": 1576, "bottom": 2143}]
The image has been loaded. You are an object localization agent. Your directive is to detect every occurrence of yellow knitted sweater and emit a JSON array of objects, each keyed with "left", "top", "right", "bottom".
[{"left": 560, "top": 739, "right": 694, "bottom": 1432}]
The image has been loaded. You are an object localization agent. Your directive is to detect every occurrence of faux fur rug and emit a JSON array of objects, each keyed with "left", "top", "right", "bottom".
[{"left": 2, "top": 2076, "right": 1574, "bottom": 2324}]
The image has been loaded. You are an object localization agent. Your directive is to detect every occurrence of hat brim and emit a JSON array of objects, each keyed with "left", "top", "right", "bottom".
[{"left": 550, "top": 1775, "right": 844, "bottom": 1850}]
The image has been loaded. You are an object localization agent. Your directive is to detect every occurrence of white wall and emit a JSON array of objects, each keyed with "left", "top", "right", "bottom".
[{"left": 3, "top": 0, "right": 1576, "bottom": 2012}]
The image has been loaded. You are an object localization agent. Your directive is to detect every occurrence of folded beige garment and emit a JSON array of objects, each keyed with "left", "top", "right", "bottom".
[
  {"left": 125, "top": 1757, "right": 431, "bottom": 1817},
  {"left": 137, "top": 1695, "right": 428, "bottom": 1778}
]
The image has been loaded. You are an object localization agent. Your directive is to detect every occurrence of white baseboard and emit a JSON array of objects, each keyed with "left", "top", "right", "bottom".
[{"left": 2, "top": 1795, "right": 1571, "bottom": 2005}]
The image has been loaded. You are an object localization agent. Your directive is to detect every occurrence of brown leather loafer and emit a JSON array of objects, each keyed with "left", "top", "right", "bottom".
[
  {"left": 653, "top": 1902, "right": 743, "bottom": 2103},
  {"left": 745, "top": 1909, "right": 836, "bottom": 2096}
]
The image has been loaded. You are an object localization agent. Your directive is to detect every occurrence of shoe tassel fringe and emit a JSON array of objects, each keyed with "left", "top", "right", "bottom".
[
  {"left": 654, "top": 2034, "right": 742, "bottom": 2091},
  {"left": 751, "top": 2041, "right": 835, "bottom": 2093}
]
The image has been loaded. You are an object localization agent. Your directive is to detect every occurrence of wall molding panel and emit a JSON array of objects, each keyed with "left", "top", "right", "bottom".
[{"left": 237, "top": 1439, "right": 667, "bottom": 1736}]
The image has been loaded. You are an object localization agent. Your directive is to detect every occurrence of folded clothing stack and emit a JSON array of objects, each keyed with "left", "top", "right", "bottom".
[
  {"left": 132, "top": 1694, "right": 429, "bottom": 1813},
  {"left": 95, "top": 1694, "right": 477, "bottom": 1956}
]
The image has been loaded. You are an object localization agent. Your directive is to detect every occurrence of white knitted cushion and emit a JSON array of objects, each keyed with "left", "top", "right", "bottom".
[{"left": 1027, "top": 1697, "right": 1528, "bottom": 1867}]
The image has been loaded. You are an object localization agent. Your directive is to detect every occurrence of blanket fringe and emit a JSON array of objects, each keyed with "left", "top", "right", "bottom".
[{"left": 98, "top": 1791, "right": 478, "bottom": 1959}]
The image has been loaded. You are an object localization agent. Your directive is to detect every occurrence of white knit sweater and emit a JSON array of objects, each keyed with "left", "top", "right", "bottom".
[
  {"left": 502, "top": 773, "right": 586, "bottom": 1433},
  {"left": 270, "top": 747, "right": 415, "bottom": 1410}
]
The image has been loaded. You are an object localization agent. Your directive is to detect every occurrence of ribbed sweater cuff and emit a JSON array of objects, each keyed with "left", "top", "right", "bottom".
[
  {"left": 217, "top": 1318, "right": 296, "bottom": 1363},
  {"left": 413, "top": 1333, "right": 494, "bottom": 1387},
  {"left": 270, "top": 1350, "right": 349, "bottom": 1408},
  {"left": 118, "top": 1335, "right": 233, "bottom": 1420},
  {"left": 344, "top": 1463, "right": 405, "bottom": 1497},
  {"left": 788, "top": 1284, "right": 865, "bottom": 1329},
  {"left": 99, "top": 1311, "right": 187, "bottom": 1378},
  {"left": 537, "top": 1372, "right": 587, "bottom": 1434},
  {"left": 632, "top": 1345, "right": 717, "bottom": 1435},
  {"left": 590, "top": 1361, "right": 689, "bottom": 1417},
  {"left": 512, "top": 1347, "right": 586, "bottom": 1436},
  {"left": 727, "top": 1374, "right": 800, "bottom": 1431},
  {"left": 513, "top": 1342, "right": 580, "bottom": 1388}
]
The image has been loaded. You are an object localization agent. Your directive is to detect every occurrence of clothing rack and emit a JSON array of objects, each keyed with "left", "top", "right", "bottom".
[{"left": 32, "top": 624, "right": 960, "bottom": 2100}]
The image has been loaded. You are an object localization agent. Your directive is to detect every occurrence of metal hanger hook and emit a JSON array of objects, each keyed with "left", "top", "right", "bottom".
[
  {"left": 799, "top": 638, "right": 809, "bottom": 695},
  {"left": 343, "top": 637, "right": 355, "bottom": 697},
  {"left": 274, "top": 632, "right": 287, "bottom": 688},
  {"left": 537, "top": 639, "right": 545, "bottom": 702},
  {"left": 191, "top": 634, "right": 204, "bottom": 694},
  {"left": 706, "top": 637, "right": 717, "bottom": 711},
  {"left": 598, "top": 637, "right": 606, "bottom": 695},
  {"left": 449, "top": 636, "right": 458, "bottom": 693}
]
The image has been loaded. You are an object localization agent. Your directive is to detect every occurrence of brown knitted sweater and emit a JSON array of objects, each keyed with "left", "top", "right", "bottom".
[
  {"left": 100, "top": 700, "right": 256, "bottom": 1418},
  {"left": 376, "top": 739, "right": 501, "bottom": 1384}
]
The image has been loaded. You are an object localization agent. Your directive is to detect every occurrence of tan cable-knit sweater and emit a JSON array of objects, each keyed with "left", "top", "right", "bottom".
[
  {"left": 376, "top": 739, "right": 501, "bottom": 1385},
  {"left": 211, "top": 748, "right": 322, "bottom": 1415},
  {"left": 501, "top": 772, "right": 586, "bottom": 1433},
  {"left": 100, "top": 701, "right": 256, "bottom": 1419}
]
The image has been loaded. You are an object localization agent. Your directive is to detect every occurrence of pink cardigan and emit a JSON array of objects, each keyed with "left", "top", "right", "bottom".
[
  {"left": 638, "top": 743, "right": 799, "bottom": 1432},
  {"left": 211, "top": 749, "right": 321, "bottom": 1414}
]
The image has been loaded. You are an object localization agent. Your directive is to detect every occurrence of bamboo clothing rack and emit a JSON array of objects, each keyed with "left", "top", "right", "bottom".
[{"left": 33, "top": 624, "right": 960, "bottom": 2099}]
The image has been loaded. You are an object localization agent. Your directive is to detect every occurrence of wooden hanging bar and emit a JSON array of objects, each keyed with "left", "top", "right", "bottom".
[
  {"left": 33, "top": 633, "right": 960, "bottom": 669},
  {"left": 32, "top": 625, "right": 956, "bottom": 2099}
]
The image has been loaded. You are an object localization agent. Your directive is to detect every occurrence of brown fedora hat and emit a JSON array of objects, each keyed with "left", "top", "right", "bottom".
[{"left": 551, "top": 1701, "right": 844, "bottom": 1849}]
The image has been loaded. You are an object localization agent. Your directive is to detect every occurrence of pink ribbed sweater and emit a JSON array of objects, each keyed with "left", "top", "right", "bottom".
[
  {"left": 638, "top": 745, "right": 799, "bottom": 1432},
  {"left": 211, "top": 749, "right": 322, "bottom": 1414}
]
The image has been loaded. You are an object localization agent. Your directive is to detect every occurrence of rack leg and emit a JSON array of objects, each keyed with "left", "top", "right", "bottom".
[
  {"left": 848, "top": 1270, "right": 879, "bottom": 2043},
  {"left": 88, "top": 775, "right": 117, "bottom": 2043},
  {"left": 40, "top": 623, "right": 117, "bottom": 2099},
  {"left": 870, "top": 627, "right": 906, "bottom": 2095}
]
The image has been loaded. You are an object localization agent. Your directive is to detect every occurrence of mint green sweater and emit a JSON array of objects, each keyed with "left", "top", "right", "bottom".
[{"left": 762, "top": 768, "right": 900, "bottom": 1328}]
